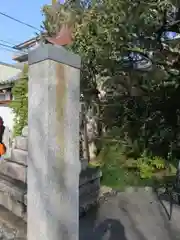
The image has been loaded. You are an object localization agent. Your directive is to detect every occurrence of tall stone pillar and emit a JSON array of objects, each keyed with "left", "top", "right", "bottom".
[{"left": 28, "top": 44, "right": 81, "bottom": 240}]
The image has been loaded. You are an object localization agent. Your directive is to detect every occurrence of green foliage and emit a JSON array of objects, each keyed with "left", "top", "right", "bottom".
[
  {"left": 137, "top": 161, "right": 154, "bottom": 179},
  {"left": 96, "top": 141, "right": 161, "bottom": 188},
  {"left": 151, "top": 156, "right": 166, "bottom": 170},
  {"left": 97, "top": 142, "right": 142, "bottom": 188},
  {"left": 137, "top": 153, "right": 165, "bottom": 179},
  {"left": 124, "top": 151, "right": 167, "bottom": 179},
  {"left": 9, "top": 65, "right": 28, "bottom": 136},
  {"left": 42, "top": 1, "right": 180, "bottom": 186}
]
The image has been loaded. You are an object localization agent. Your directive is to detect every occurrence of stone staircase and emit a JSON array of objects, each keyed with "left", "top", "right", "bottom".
[
  {"left": 0, "top": 126, "right": 102, "bottom": 238},
  {"left": 79, "top": 167, "right": 102, "bottom": 217}
]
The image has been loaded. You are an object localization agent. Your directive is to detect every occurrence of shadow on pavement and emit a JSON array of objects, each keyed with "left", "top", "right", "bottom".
[
  {"left": 80, "top": 188, "right": 178, "bottom": 240},
  {"left": 79, "top": 205, "right": 127, "bottom": 240}
]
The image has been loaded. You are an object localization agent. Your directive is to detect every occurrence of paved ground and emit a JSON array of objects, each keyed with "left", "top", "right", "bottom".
[{"left": 80, "top": 188, "right": 180, "bottom": 240}]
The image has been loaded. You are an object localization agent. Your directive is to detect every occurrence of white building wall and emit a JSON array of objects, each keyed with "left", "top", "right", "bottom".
[
  {"left": 0, "top": 63, "right": 21, "bottom": 83},
  {"left": 0, "top": 62, "right": 22, "bottom": 159},
  {"left": 0, "top": 106, "right": 14, "bottom": 131}
]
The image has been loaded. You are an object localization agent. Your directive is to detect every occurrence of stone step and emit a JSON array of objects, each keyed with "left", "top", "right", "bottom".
[
  {"left": 79, "top": 189, "right": 100, "bottom": 217},
  {"left": 11, "top": 148, "right": 28, "bottom": 166},
  {"left": 23, "top": 168, "right": 101, "bottom": 205},
  {"left": 0, "top": 205, "right": 26, "bottom": 239},
  {"left": 0, "top": 160, "right": 27, "bottom": 183},
  {"left": 0, "top": 175, "right": 26, "bottom": 221},
  {"left": 79, "top": 167, "right": 102, "bottom": 187},
  {"left": 79, "top": 168, "right": 102, "bottom": 217},
  {"left": 0, "top": 190, "right": 26, "bottom": 221},
  {"left": 79, "top": 177, "right": 100, "bottom": 196},
  {"left": 0, "top": 175, "right": 26, "bottom": 202},
  {"left": 14, "top": 136, "right": 28, "bottom": 152},
  {"left": 0, "top": 166, "right": 101, "bottom": 221}
]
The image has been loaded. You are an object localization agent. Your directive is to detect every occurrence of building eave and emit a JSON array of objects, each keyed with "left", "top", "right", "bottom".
[
  {"left": 0, "top": 72, "right": 26, "bottom": 87},
  {"left": 13, "top": 33, "right": 47, "bottom": 50},
  {"left": 0, "top": 61, "right": 23, "bottom": 69},
  {"left": 0, "top": 84, "right": 13, "bottom": 89},
  {"left": 12, "top": 53, "right": 28, "bottom": 62}
]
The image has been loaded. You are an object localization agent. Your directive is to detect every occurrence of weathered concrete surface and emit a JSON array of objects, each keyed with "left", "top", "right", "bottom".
[
  {"left": 11, "top": 148, "right": 28, "bottom": 166},
  {"left": 80, "top": 188, "right": 180, "bottom": 240},
  {"left": 14, "top": 136, "right": 28, "bottom": 152},
  {"left": 0, "top": 191, "right": 26, "bottom": 220},
  {"left": 0, "top": 205, "right": 26, "bottom": 240},
  {"left": 0, "top": 177, "right": 25, "bottom": 203},
  {"left": 28, "top": 44, "right": 81, "bottom": 240},
  {"left": 0, "top": 161, "right": 27, "bottom": 183}
]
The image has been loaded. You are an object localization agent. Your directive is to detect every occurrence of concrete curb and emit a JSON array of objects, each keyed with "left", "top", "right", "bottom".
[{"left": 124, "top": 186, "right": 154, "bottom": 193}]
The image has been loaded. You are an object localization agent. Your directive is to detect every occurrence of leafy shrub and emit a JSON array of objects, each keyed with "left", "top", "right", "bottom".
[
  {"left": 124, "top": 151, "right": 167, "bottom": 179},
  {"left": 9, "top": 65, "right": 28, "bottom": 136},
  {"left": 137, "top": 152, "right": 166, "bottom": 179},
  {"left": 151, "top": 156, "right": 166, "bottom": 170},
  {"left": 137, "top": 161, "right": 154, "bottom": 179},
  {"left": 103, "top": 127, "right": 143, "bottom": 159}
]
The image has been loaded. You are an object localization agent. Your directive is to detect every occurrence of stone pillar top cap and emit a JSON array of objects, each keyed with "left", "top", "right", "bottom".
[{"left": 28, "top": 43, "right": 81, "bottom": 69}]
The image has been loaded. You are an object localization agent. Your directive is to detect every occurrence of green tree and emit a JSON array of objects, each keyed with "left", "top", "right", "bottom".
[{"left": 42, "top": 0, "right": 180, "bottom": 161}]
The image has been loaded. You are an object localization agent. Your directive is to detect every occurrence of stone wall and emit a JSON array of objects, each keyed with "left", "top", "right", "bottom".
[
  {"left": 0, "top": 126, "right": 28, "bottom": 220},
  {"left": 0, "top": 124, "right": 101, "bottom": 222},
  {"left": 5, "top": 126, "right": 28, "bottom": 183}
]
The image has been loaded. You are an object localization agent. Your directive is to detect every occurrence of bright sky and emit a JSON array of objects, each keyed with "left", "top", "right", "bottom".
[{"left": 0, "top": 0, "right": 53, "bottom": 64}]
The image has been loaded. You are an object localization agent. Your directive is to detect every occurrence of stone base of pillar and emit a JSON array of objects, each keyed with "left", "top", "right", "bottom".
[{"left": 79, "top": 167, "right": 102, "bottom": 217}]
